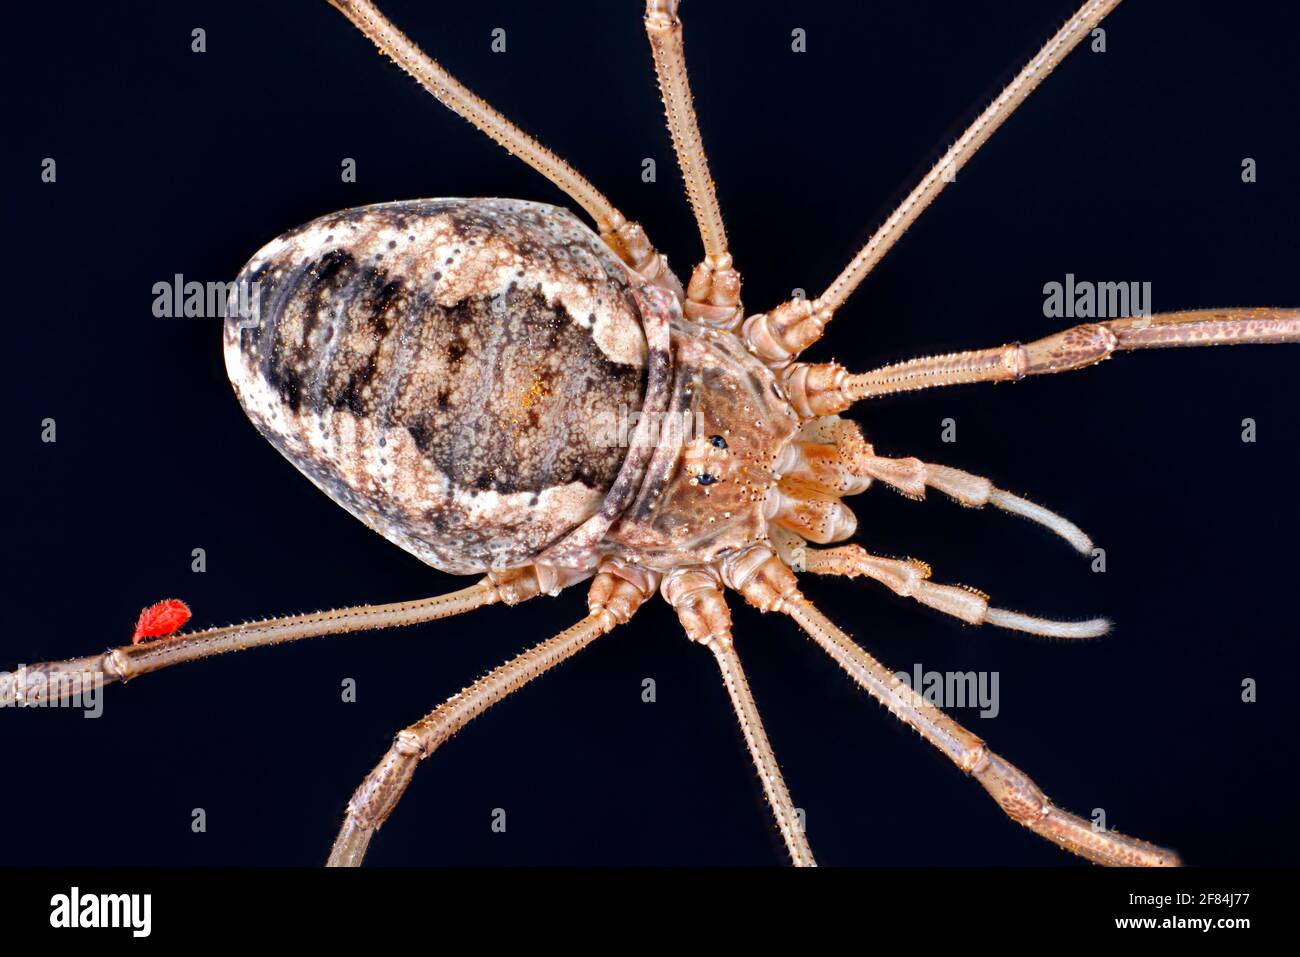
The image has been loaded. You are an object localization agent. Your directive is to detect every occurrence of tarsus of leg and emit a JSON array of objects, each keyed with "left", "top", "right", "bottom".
[
  {"left": 780, "top": 592, "right": 1179, "bottom": 866},
  {"left": 643, "top": 0, "right": 742, "bottom": 328},
  {"left": 326, "top": 0, "right": 642, "bottom": 260},
  {"left": 833, "top": 420, "right": 1094, "bottom": 554},
  {"left": 800, "top": 544, "right": 1109, "bottom": 639},
  {"left": 662, "top": 567, "right": 815, "bottom": 865},
  {"left": 843, "top": 308, "right": 1300, "bottom": 400},
  {"left": 816, "top": 0, "right": 1121, "bottom": 317},
  {"left": 327, "top": 568, "right": 652, "bottom": 867},
  {"left": 0, "top": 576, "right": 522, "bottom": 708}
]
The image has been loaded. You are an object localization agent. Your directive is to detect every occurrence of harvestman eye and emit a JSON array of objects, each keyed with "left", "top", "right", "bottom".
[{"left": 5, "top": 0, "right": 1296, "bottom": 868}]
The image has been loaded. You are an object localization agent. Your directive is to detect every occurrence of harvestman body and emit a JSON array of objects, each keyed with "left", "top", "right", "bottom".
[{"left": 6, "top": 0, "right": 1298, "bottom": 866}]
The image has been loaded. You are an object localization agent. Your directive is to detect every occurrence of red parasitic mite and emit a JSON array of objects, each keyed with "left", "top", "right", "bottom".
[{"left": 130, "top": 600, "right": 192, "bottom": 645}]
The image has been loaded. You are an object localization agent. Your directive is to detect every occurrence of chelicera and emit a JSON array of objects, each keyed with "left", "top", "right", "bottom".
[{"left": 5, "top": 0, "right": 1297, "bottom": 866}]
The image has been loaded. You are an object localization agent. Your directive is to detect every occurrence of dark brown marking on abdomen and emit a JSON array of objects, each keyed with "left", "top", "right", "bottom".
[{"left": 237, "top": 203, "right": 645, "bottom": 498}]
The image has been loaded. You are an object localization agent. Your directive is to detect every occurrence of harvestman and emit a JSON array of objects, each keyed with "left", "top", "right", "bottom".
[{"left": 5, "top": 0, "right": 1297, "bottom": 866}]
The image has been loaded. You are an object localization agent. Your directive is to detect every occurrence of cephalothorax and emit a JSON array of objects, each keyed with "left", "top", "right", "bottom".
[{"left": 7, "top": 0, "right": 1297, "bottom": 867}]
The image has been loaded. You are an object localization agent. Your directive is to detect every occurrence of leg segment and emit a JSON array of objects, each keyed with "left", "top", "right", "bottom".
[
  {"left": 800, "top": 544, "right": 1109, "bottom": 639},
  {"left": 644, "top": 0, "right": 742, "bottom": 328},
  {"left": 785, "top": 596, "right": 1175, "bottom": 864},
  {"left": 327, "top": 1, "right": 663, "bottom": 274},
  {"left": 783, "top": 308, "right": 1300, "bottom": 406},
  {"left": 816, "top": 0, "right": 1122, "bottom": 315},
  {"left": 662, "top": 568, "right": 815, "bottom": 865},
  {"left": 842, "top": 308, "right": 1300, "bottom": 400},
  {"left": 743, "top": 1, "right": 1123, "bottom": 362},
  {"left": 0, "top": 572, "right": 540, "bottom": 707},
  {"left": 327, "top": 566, "right": 655, "bottom": 866},
  {"left": 724, "top": 549, "right": 1178, "bottom": 866}
]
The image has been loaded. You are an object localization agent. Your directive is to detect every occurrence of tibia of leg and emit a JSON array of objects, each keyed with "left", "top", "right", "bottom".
[
  {"left": 832, "top": 421, "right": 1093, "bottom": 555},
  {"left": 327, "top": 567, "right": 651, "bottom": 867},
  {"left": 0, "top": 575, "right": 534, "bottom": 708},
  {"left": 801, "top": 545, "right": 1109, "bottom": 639}
]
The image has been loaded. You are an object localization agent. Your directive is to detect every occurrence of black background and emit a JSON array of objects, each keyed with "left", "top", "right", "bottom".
[{"left": 2, "top": 0, "right": 1297, "bottom": 868}]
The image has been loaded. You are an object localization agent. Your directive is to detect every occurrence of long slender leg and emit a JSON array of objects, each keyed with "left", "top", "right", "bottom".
[
  {"left": 839, "top": 307, "right": 1300, "bottom": 400},
  {"left": 800, "top": 545, "right": 1108, "bottom": 639},
  {"left": 786, "top": 597, "right": 1176, "bottom": 864},
  {"left": 644, "top": 0, "right": 742, "bottom": 328},
  {"left": 743, "top": 0, "right": 1123, "bottom": 362},
  {"left": 326, "top": 1, "right": 663, "bottom": 274},
  {"left": 662, "top": 568, "right": 815, "bottom": 865},
  {"left": 783, "top": 308, "right": 1300, "bottom": 406},
  {"left": 725, "top": 550, "right": 1178, "bottom": 866},
  {"left": 327, "top": 566, "right": 653, "bottom": 866},
  {"left": 817, "top": 0, "right": 1122, "bottom": 314},
  {"left": 0, "top": 572, "right": 539, "bottom": 707}
]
